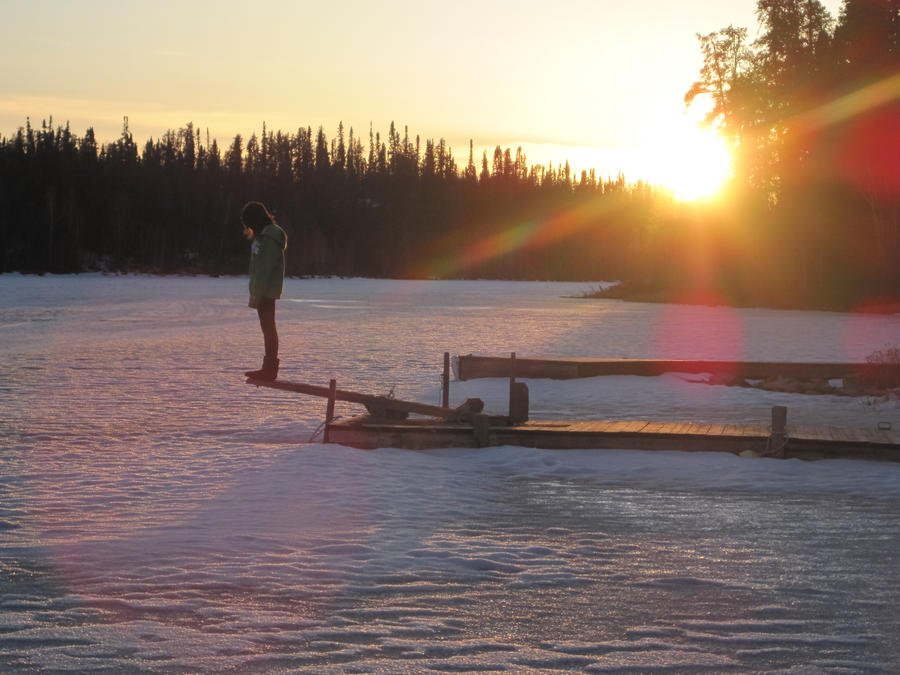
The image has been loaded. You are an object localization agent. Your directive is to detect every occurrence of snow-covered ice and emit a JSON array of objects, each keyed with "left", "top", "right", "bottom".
[{"left": 2, "top": 274, "right": 900, "bottom": 673}]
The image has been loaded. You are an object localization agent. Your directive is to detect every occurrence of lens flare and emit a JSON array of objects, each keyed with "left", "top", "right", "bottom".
[
  {"left": 791, "top": 72, "right": 900, "bottom": 196},
  {"left": 409, "top": 196, "right": 626, "bottom": 279},
  {"left": 651, "top": 298, "right": 744, "bottom": 364}
]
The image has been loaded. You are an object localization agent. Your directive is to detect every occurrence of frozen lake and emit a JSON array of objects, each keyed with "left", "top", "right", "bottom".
[{"left": 2, "top": 274, "right": 900, "bottom": 672}]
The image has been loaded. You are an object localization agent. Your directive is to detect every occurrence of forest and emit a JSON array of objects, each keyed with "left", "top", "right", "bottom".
[{"left": 0, "top": 0, "right": 897, "bottom": 311}]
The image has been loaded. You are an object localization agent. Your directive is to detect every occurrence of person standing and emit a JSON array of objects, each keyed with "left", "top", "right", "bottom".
[{"left": 242, "top": 201, "right": 287, "bottom": 380}]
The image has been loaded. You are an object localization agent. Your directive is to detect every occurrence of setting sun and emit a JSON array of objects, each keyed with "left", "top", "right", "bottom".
[{"left": 643, "top": 117, "right": 733, "bottom": 201}]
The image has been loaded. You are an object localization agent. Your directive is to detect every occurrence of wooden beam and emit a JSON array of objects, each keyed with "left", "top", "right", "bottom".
[
  {"left": 456, "top": 355, "right": 900, "bottom": 382},
  {"left": 247, "top": 377, "right": 482, "bottom": 421}
]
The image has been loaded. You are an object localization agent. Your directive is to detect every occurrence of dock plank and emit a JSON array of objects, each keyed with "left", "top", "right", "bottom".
[
  {"left": 859, "top": 429, "right": 893, "bottom": 445},
  {"left": 621, "top": 421, "right": 649, "bottom": 433},
  {"left": 739, "top": 424, "right": 769, "bottom": 438},
  {"left": 845, "top": 429, "right": 870, "bottom": 444},
  {"left": 686, "top": 422, "right": 712, "bottom": 435},
  {"left": 641, "top": 422, "right": 669, "bottom": 434},
  {"left": 796, "top": 426, "right": 833, "bottom": 442},
  {"left": 722, "top": 424, "right": 748, "bottom": 437},
  {"left": 829, "top": 427, "right": 852, "bottom": 443},
  {"left": 568, "top": 422, "right": 596, "bottom": 432},
  {"left": 599, "top": 421, "right": 629, "bottom": 433},
  {"left": 585, "top": 420, "right": 613, "bottom": 433}
]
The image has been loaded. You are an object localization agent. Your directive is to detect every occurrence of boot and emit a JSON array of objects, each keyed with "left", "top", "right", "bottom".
[{"left": 245, "top": 355, "right": 279, "bottom": 381}]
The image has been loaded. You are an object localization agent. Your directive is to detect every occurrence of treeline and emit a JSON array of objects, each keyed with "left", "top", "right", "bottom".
[{"left": 0, "top": 116, "right": 660, "bottom": 281}]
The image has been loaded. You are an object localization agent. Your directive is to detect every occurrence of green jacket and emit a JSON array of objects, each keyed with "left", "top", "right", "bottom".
[{"left": 248, "top": 223, "right": 287, "bottom": 307}]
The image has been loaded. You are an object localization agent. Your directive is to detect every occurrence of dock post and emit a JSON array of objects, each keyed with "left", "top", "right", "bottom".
[
  {"left": 473, "top": 413, "right": 490, "bottom": 447},
  {"left": 508, "top": 352, "right": 516, "bottom": 419},
  {"left": 509, "top": 382, "right": 529, "bottom": 424},
  {"left": 768, "top": 405, "right": 788, "bottom": 458},
  {"left": 442, "top": 352, "right": 450, "bottom": 408},
  {"left": 324, "top": 379, "right": 337, "bottom": 443}
]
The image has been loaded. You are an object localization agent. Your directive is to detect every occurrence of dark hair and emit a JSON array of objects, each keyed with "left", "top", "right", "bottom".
[{"left": 241, "top": 201, "right": 274, "bottom": 231}]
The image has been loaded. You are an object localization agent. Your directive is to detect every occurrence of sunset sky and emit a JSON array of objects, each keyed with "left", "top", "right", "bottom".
[{"left": 1, "top": 0, "right": 844, "bottom": 189}]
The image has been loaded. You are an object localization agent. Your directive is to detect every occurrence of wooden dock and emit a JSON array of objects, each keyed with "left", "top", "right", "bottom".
[
  {"left": 455, "top": 354, "right": 899, "bottom": 382},
  {"left": 248, "top": 360, "right": 900, "bottom": 461},
  {"left": 326, "top": 416, "right": 900, "bottom": 461}
]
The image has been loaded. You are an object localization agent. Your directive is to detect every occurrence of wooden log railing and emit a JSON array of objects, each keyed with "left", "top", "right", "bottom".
[
  {"left": 247, "top": 377, "right": 484, "bottom": 422},
  {"left": 456, "top": 355, "right": 900, "bottom": 382}
]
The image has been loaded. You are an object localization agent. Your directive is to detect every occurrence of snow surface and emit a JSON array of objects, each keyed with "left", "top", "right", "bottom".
[{"left": 2, "top": 274, "right": 900, "bottom": 673}]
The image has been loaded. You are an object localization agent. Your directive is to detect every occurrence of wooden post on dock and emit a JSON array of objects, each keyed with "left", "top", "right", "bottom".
[
  {"left": 442, "top": 352, "right": 450, "bottom": 408},
  {"left": 324, "top": 378, "right": 337, "bottom": 443},
  {"left": 473, "top": 413, "right": 490, "bottom": 447},
  {"left": 768, "top": 405, "right": 788, "bottom": 458},
  {"left": 508, "top": 352, "right": 516, "bottom": 420}
]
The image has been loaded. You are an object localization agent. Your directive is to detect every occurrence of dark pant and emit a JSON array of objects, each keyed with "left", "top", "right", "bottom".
[{"left": 257, "top": 298, "right": 278, "bottom": 358}]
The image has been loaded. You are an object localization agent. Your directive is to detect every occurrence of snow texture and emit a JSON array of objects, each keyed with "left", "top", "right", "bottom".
[{"left": 2, "top": 274, "right": 900, "bottom": 673}]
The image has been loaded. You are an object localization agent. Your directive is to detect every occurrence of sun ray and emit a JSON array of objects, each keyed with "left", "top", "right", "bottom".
[{"left": 409, "top": 195, "right": 630, "bottom": 279}]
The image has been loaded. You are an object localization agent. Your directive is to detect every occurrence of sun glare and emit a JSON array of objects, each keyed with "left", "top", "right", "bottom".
[{"left": 643, "top": 117, "right": 733, "bottom": 201}]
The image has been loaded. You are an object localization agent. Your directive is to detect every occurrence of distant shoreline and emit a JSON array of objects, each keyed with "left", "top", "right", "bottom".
[{"left": 579, "top": 281, "right": 900, "bottom": 315}]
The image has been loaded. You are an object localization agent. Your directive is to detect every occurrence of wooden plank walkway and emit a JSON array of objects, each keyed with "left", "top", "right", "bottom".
[
  {"left": 326, "top": 417, "right": 900, "bottom": 461},
  {"left": 455, "top": 355, "right": 899, "bottom": 382}
]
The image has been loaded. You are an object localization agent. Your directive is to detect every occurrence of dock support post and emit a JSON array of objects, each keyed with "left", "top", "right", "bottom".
[
  {"left": 473, "top": 413, "right": 490, "bottom": 447},
  {"left": 442, "top": 352, "right": 450, "bottom": 408},
  {"left": 324, "top": 378, "right": 337, "bottom": 443},
  {"left": 508, "top": 352, "right": 516, "bottom": 419},
  {"left": 505, "top": 351, "right": 529, "bottom": 424},
  {"left": 768, "top": 405, "right": 788, "bottom": 458},
  {"left": 509, "top": 382, "right": 529, "bottom": 424}
]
